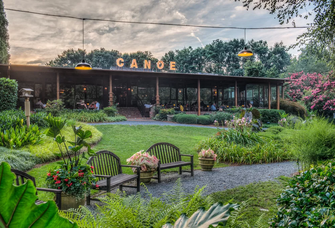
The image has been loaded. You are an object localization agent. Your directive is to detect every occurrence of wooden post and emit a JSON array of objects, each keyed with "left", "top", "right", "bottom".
[
  {"left": 109, "top": 75, "right": 113, "bottom": 106},
  {"left": 234, "top": 80, "right": 238, "bottom": 107},
  {"left": 156, "top": 77, "right": 160, "bottom": 105},
  {"left": 56, "top": 73, "right": 60, "bottom": 100},
  {"left": 268, "top": 82, "right": 271, "bottom": 109},
  {"left": 7, "top": 65, "right": 10, "bottom": 79},
  {"left": 276, "top": 84, "right": 280, "bottom": 110},
  {"left": 197, "top": 79, "right": 201, "bottom": 116}
]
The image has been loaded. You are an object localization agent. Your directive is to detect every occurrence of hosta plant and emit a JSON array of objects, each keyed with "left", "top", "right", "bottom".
[
  {"left": 0, "top": 124, "right": 41, "bottom": 149},
  {"left": 126, "top": 150, "right": 159, "bottom": 172},
  {"left": 0, "top": 162, "right": 77, "bottom": 227},
  {"left": 44, "top": 114, "right": 97, "bottom": 199}
]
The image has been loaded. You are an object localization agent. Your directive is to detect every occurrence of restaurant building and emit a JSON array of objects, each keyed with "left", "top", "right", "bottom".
[{"left": 0, "top": 64, "right": 287, "bottom": 115}]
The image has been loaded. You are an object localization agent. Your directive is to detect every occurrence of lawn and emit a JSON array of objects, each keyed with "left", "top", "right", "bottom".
[
  {"left": 28, "top": 124, "right": 222, "bottom": 201},
  {"left": 93, "top": 125, "right": 224, "bottom": 171}
]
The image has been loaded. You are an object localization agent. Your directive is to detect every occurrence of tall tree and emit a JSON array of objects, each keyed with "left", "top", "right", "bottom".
[
  {"left": 46, "top": 49, "right": 86, "bottom": 67},
  {"left": 0, "top": 0, "right": 9, "bottom": 64},
  {"left": 237, "top": 0, "right": 335, "bottom": 69}
]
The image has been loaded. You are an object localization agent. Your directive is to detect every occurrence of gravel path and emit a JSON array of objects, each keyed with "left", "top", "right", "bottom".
[
  {"left": 109, "top": 162, "right": 297, "bottom": 198},
  {"left": 90, "top": 120, "right": 219, "bottom": 129}
]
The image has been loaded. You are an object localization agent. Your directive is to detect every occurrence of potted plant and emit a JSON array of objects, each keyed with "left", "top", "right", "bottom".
[
  {"left": 44, "top": 114, "right": 97, "bottom": 210},
  {"left": 198, "top": 148, "right": 217, "bottom": 171},
  {"left": 126, "top": 150, "right": 159, "bottom": 183}
]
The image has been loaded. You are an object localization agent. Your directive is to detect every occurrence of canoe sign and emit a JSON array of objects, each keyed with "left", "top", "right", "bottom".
[{"left": 116, "top": 58, "right": 176, "bottom": 71}]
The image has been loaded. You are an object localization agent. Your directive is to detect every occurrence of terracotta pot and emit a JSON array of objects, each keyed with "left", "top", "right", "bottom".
[
  {"left": 60, "top": 192, "right": 85, "bottom": 210},
  {"left": 140, "top": 171, "right": 154, "bottom": 183},
  {"left": 199, "top": 158, "right": 215, "bottom": 171}
]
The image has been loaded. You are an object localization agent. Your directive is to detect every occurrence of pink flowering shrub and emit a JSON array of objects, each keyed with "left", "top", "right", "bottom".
[
  {"left": 224, "top": 116, "right": 252, "bottom": 132},
  {"left": 198, "top": 148, "right": 217, "bottom": 160},
  {"left": 127, "top": 150, "right": 159, "bottom": 172},
  {"left": 278, "top": 118, "right": 287, "bottom": 127},
  {"left": 285, "top": 71, "right": 335, "bottom": 116}
]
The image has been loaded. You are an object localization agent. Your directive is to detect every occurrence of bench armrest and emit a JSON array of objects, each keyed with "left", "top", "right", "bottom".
[
  {"left": 93, "top": 174, "right": 112, "bottom": 178},
  {"left": 121, "top": 165, "right": 140, "bottom": 168},
  {"left": 36, "top": 187, "right": 62, "bottom": 193}
]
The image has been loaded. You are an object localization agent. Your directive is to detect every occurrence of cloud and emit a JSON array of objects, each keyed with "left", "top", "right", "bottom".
[{"left": 3, "top": 0, "right": 313, "bottom": 64}]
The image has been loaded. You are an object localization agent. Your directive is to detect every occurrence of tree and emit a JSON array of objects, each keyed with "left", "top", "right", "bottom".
[
  {"left": 237, "top": 0, "right": 335, "bottom": 69},
  {"left": 123, "top": 51, "right": 158, "bottom": 69},
  {"left": 244, "top": 60, "right": 266, "bottom": 77},
  {"left": 0, "top": 0, "right": 9, "bottom": 64},
  {"left": 87, "top": 48, "right": 121, "bottom": 69},
  {"left": 46, "top": 49, "right": 86, "bottom": 67}
]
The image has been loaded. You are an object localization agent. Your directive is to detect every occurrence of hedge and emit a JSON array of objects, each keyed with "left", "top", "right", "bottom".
[
  {"left": 259, "top": 109, "right": 285, "bottom": 123},
  {"left": 0, "top": 78, "right": 18, "bottom": 111},
  {"left": 173, "top": 114, "right": 197, "bottom": 124},
  {"left": 211, "top": 112, "right": 234, "bottom": 125},
  {"left": 271, "top": 99, "right": 306, "bottom": 118},
  {"left": 197, "top": 115, "right": 213, "bottom": 125}
]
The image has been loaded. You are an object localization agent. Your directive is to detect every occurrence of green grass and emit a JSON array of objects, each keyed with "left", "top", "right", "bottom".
[
  {"left": 93, "top": 125, "right": 225, "bottom": 172},
  {"left": 263, "top": 123, "right": 279, "bottom": 128},
  {"left": 28, "top": 125, "right": 222, "bottom": 201},
  {"left": 210, "top": 177, "right": 290, "bottom": 227}
]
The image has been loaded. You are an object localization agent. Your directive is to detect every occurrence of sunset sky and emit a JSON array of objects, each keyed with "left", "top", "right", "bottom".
[{"left": 3, "top": 0, "right": 313, "bottom": 65}]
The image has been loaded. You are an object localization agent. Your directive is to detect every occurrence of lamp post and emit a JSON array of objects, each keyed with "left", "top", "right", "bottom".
[{"left": 20, "top": 88, "right": 34, "bottom": 127}]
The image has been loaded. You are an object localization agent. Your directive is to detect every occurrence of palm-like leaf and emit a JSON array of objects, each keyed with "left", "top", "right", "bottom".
[{"left": 162, "top": 203, "right": 238, "bottom": 228}]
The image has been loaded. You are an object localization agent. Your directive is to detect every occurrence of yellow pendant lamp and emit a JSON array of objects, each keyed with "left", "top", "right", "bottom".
[
  {"left": 238, "top": 29, "right": 253, "bottom": 57},
  {"left": 75, "top": 19, "right": 92, "bottom": 70}
]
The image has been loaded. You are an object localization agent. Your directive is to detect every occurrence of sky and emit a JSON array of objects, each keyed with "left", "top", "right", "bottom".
[{"left": 3, "top": 0, "right": 313, "bottom": 65}]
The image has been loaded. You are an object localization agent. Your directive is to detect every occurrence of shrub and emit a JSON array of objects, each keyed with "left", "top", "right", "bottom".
[
  {"left": 224, "top": 108, "right": 241, "bottom": 113},
  {"left": 197, "top": 115, "right": 213, "bottom": 125},
  {"left": 174, "top": 114, "right": 197, "bottom": 124},
  {"left": 259, "top": 109, "right": 285, "bottom": 123},
  {"left": 0, "top": 109, "right": 48, "bottom": 130},
  {"left": 106, "top": 116, "right": 127, "bottom": 122},
  {"left": 45, "top": 99, "right": 64, "bottom": 116},
  {"left": 0, "top": 125, "right": 41, "bottom": 149},
  {"left": 211, "top": 112, "right": 234, "bottom": 125},
  {"left": 60, "top": 111, "right": 108, "bottom": 123},
  {"left": 271, "top": 99, "right": 307, "bottom": 118},
  {"left": 290, "top": 118, "right": 335, "bottom": 169},
  {"left": 155, "top": 108, "right": 175, "bottom": 120},
  {"left": 215, "top": 128, "right": 263, "bottom": 146},
  {"left": 30, "top": 112, "right": 48, "bottom": 128},
  {"left": 251, "top": 108, "right": 261, "bottom": 119},
  {"left": 0, "top": 147, "right": 40, "bottom": 171},
  {"left": 103, "top": 106, "right": 117, "bottom": 117},
  {"left": 0, "top": 78, "right": 18, "bottom": 111},
  {"left": 270, "top": 162, "right": 335, "bottom": 227}
]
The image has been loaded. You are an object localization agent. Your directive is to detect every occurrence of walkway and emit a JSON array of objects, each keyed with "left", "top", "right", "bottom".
[
  {"left": 109, "top": 161, "right": 297, "bottom": 198},
  {"left": 90, "top": 120, "right": 219, "bottom": 129}
]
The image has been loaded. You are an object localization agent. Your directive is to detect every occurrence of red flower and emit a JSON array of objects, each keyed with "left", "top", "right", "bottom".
[
  {"left": 58, "top": 187, "right": 61, "bottom": 189},
  {"left": 56, "top": 171, "right": 59, "bottom": 174},
  {"left": 91, "top": 166, "right": 94, "bottom": 169},
  {"left": 53, "top": 176, "right": 58, "bottom": 180},
  {"left": 69, "top": 183, "right": 73, "bottom": 186},
  {"left": 55, "top": 180, "right": 61, "bottom": 184},
  {"left": 64, "top": 179, "right": 68, "bottom": 182},
  {"left": 96, "top": 184, "right": 99, "bottom": 188},
  {"left": 47, "top": 173, "right": 51, "bottom": 177},
  {"left": 91, "top": 171, "right": 94, "bottom": 173}
]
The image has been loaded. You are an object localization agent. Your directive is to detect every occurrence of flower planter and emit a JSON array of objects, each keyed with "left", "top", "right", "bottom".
[
  {"left": 199, "top": 158, "right": 215, "bottom": 171},
  {"left": 140, "top": 171, "right": 154, "bottom": 183},
  {"left": 60, "top": 192, "right": 85, "bottom": 210}
]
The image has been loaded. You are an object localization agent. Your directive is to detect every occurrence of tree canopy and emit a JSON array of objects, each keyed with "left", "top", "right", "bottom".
[
  {"left": 47, "top": 39, "right": 291, "bottom": 78},
  {"left": 0, "top": 0, "right": 9, "bottom": 64},
  {"left": 237, "top": 0, "right": 335, "bottom": 69}
]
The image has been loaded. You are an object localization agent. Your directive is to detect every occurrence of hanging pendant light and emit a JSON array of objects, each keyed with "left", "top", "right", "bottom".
[
  {"left": 238, "top": 29, "right": 253, "bottom": 57},
  {"left": 75, "top": 18, "right": 92, "bottom": 70}
]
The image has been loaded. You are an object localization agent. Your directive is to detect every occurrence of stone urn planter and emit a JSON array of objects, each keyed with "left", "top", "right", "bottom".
[
  {"left": 60, "top": 192, "right": 85, "bottom": 210},
  {"left": 140, "top": 171, "right": 154, "bottom": 183},
  {"left": 167, "top": 115, "right": 174, "bottom": 122},
  {"left": 199, "top": 158, "right": 215, "bottom": 171}
]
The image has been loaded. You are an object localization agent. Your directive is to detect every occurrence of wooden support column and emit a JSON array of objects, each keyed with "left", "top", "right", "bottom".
[
  {"left": 109, "top": 75, "right": 113, "bottom": 106},
  {"left": 276, "top": 84, "right": 280, "bottom": 110},
  {"left": 197, "top": 79, "right": 201, "bottom": 116},
  {"left": 7, "top": 65, "right": 10, "bottom": 79},
  {"left": 268, "top": 82, "right": 271, "bottom": 109},
  {"left": 156, "top": 77, "right": 160, "bottom": 105},
  {"left": 234, "top": 80, "right": 238, "bottom": 107},
  {"left": 56, "top": 73, "right": 60, "bottom": 100}
]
